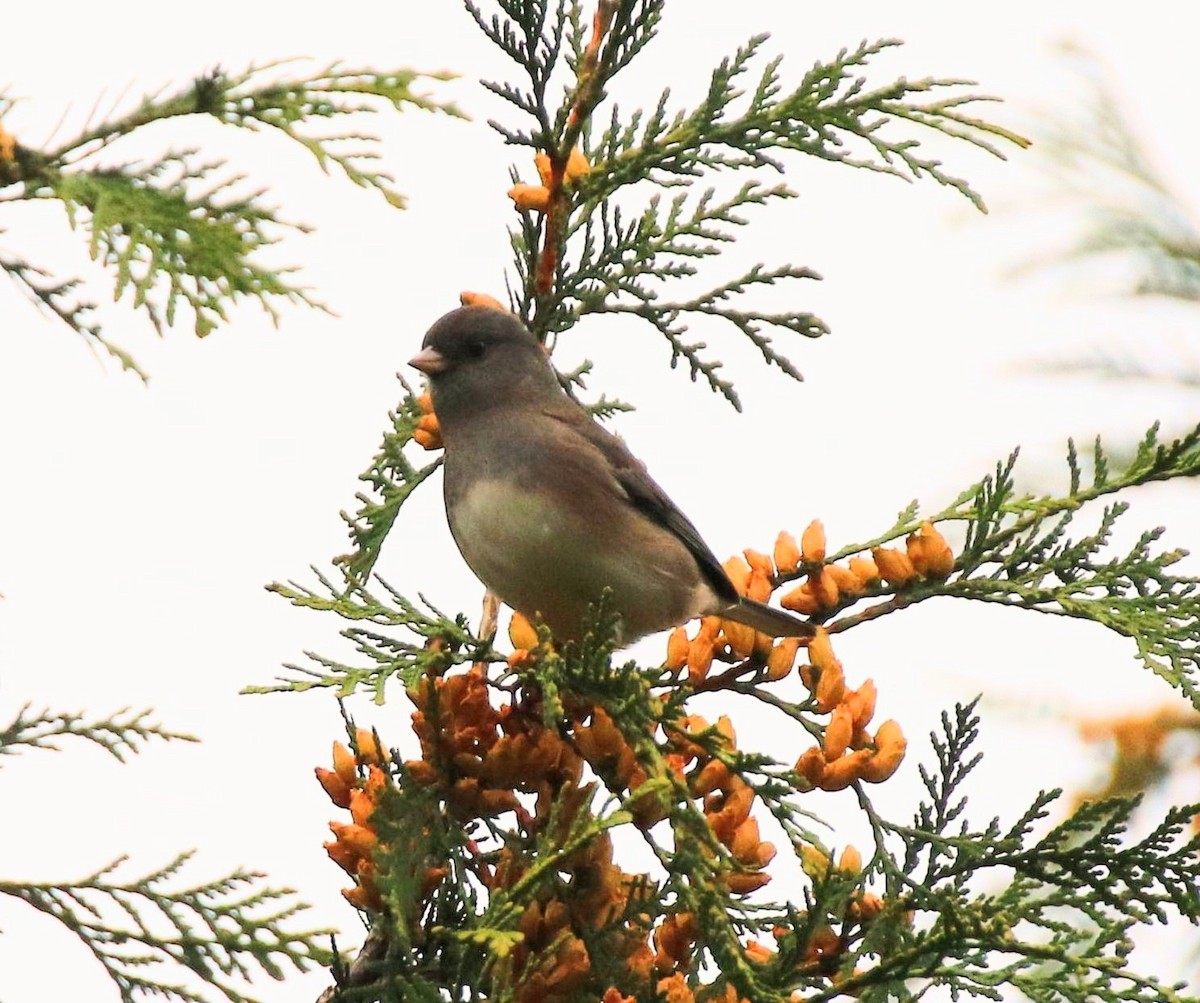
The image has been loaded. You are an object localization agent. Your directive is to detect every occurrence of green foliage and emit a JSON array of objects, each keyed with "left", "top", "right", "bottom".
[
  {"left": 564, "top": 183, "right": 824, "bottom": 406},
  {"left": 0, "top": 853, "right": 333, "bottom": 1003},
  {"left": 0, "top": 55, "right": 465, "bottom": 1003},
  {"left": 264, "top": 416, "right": 1200, "bottom": 999},
  {"left": 820, "top": 422, "right": 1200, "bottom": 703},
  {"left": 253, "top": 4, "right": 1198, "bottom": 1003},
  {"left": 271, "top": 629, "right": 1200, "bottom": 1003},
  {"left": 335, "top": 382, "right": 443, "bottom": 585},
  {"left": 851, "top": 702, "right": 1200, "bottom": 1003},
  {"left": 1, "top": 703, "right": 329, "bottom": 1003},
  {"left": 53, "top": 159, "right": 319, "bottom": 339},
  {"left": 0, "top": 704, "right": 195, "bottom": 763},
  {"left": 256, "top": 570, "right": 482, "bottom": 702},
  {"left": 0, "top": 61, "right": 461, "bottom": 377},
  {"left": 483, "top": 3, "right": 1026, "bottom": 407}
]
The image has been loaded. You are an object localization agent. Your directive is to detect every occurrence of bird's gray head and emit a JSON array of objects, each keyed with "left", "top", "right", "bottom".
[{"left": 409, "top": 306, "right": 560, "bottom": 426}]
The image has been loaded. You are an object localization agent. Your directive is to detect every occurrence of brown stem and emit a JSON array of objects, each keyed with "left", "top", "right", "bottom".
[
  {"left": 691, "top": 657, "right": 763, "bottom": 693},
  {"left": 533, "top": 1, "right": 617, "bottom": 312}
]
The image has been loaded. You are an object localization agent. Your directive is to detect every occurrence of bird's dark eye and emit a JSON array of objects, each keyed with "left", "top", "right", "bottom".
[{"left": 465, "top": 340, "right": 486, "bottom": 359}]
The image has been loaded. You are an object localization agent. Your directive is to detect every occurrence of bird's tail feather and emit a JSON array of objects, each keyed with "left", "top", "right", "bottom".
[{"left": 724, "top": 597, "right": 815, "bottom": 638}]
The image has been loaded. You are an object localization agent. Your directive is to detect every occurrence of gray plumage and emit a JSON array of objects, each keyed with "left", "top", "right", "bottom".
[{"left": 410, "top": 305, "right": 814, "bottom": 645}]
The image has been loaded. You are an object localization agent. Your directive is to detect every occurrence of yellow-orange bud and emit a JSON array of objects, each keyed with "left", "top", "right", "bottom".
[
  {"left": 814, "top": 659, "right": 846, "bottom": 713},
  {"left": 808, "top": 627, "right": 837, "bottom": 673},
  {"left": 665, "top": 627, "right": 689, "bottom": 670},
  {"left": 819, "top": 748, "right": 872, "bottom": 791},
  {"left": 908, "top": 521, "right": 955, "bottom": 578},
  {"left": 565, "top": 146, "right": 592, "bottom": 181},
  {"left": 752, "top": 628, "right": 773, "bottom": 662},
  {"left": 853, "top": 892, "right": 885, "bottom": 921},
  {"left": 726, "top": 871, "right": 771, "bottom": 894},
  {"left": 343, "top": 882, "right": 382, "bottom": 912},
  {"left": 800, "top": 845, "right": 831, "bottom": 878},
  {"left": 826, "top": 562, "right": 865, "bottom": 598},
  {"left": 330, "top": 821, "right": 378, "bottom": 857},
  {"left": 838, "top": 845, "right": 863, "bottom": 874},
  {"left": 844, "top": 679, "right": 878, "bottom": 732},
  {"left": 872, "top": 546, "right": 917, "bottom": 587},
  {"left": 0, "top": 124, "right": 14, "bottom": 165},
  {"left": 723, "top": 555, "right": 752, "bottom": 596},
  {"left": 801, "top": 520, "right": 827, "bottom": 563},
  {"left": 508, "top": 183, "right": 551, "bottom": 212},
  {"left": 349, "top": 788, "right": 376, "bottom": 827},
  {"left": 364, "top": 764, "right": 389, "bottom": 799},
  {"left": 722, "top": 619, "right": 756, "bottom": 659},
  {"left": 810, "top": 567, "right": 840, "bottom": 608},
  {"left": 730, "top": 816, "right": 761, "bottom": 860},
  {"left": 414, "top": 411, "right": 443, "bottom": 450},
  {"left": 325, "top": 839, "right": 360, "bottom": 875},
  {"left": 766, "top": 637, "right": 801, "bottom": 680},
  {"left": 315, "top": 767, "right": 352, "bottom": 809},
  {"left": 708, "top": 787, "right": 753, "bottom": 842},
  {"left": 745, "top": 939, "right": 775, "bottom": 964},
  {"left": 848, "top": 555, "right": 880, "bottom": 586},
  {"left": 823, "top": 704, "right": 854, "bottom": 760},
  {"left": 687, "top": 635, "right": 715, "bottom": 681},
  {"left": 508, "top": 611, "right": 539, "bottom": 651},
  {"left": 506, "top": 648, "right": 534, "bottom": 668},
  {"left": 752, "top": 838, "right": 777, "bottom": 868},
  {"left": 744, "top": 548, "right": 774, "bottom": 579},
  {"left": 459, "top": 290, "right": 507, "bottom": 311},
  {"left": 746, "top": 569, "right": 773, "bottom": 604},
  {"left": 794, "top": 746, "right": 826, "bottom": 784},
  {"left": 332, "top": 741, "right": 357, "bottom": 787},
  {"left": 874, "top": 718, "right": 905, "bottom": 751},
  {"left": 773, "top": 531, "right": 801, "bottom": 575},
  {"left": 780, "top": 582, "right": 820, "bottom": 614},
  {"left": 355, "top": 727, "right": 385, "bottom": 767},
  {"left": 534, "top": 151, "right": 553, "bottom": 186},
  {"left": 860, "top": 720, "right": 907, "bottom": 783},
  {"left": 692, "top": 759, "right": 731, "bottom": 797},
  {"left": 715, "top": 715, "right": 737, "bottom": 747}
]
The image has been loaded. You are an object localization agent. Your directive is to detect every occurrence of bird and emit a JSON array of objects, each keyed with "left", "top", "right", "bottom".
[{"left": 409, "top": 305, "right": 814, "bottom": 646}]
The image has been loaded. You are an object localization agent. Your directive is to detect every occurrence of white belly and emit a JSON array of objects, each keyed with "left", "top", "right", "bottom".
[{"left": 447, "top": 478, "right": 711, "bottom": 639}]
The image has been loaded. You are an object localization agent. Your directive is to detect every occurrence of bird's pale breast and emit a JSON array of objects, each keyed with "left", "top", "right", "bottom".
[{"left": 448, "top": 476, "right": 714, "bottom": 641}]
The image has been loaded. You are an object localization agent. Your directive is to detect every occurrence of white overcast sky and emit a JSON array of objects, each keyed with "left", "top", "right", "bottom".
[{"left": 2, "top": 3, "right": 1198, "bottom": 1001}]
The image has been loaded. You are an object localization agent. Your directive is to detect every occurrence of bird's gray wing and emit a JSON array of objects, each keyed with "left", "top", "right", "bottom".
[{"left": 542, "top": 404, "right": 739, "bottom": 604}]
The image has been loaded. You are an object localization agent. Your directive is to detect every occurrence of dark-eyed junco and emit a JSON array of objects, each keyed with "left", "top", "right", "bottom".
[{"left": 409, "top": 305, "right": 814, "bottom": 646}]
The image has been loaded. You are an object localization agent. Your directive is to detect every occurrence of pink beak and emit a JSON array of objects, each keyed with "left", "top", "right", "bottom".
[{"left": 409, "top": 346, "right": 448, "bottom": 375}]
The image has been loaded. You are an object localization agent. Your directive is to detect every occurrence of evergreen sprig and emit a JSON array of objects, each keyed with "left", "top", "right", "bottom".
[
  {"left": 335, "top": 382, "right": 443, "bottom": 585},
  {"left": 255, "top": 570, "right": 485, "bottom": 701},
  {"left": 848, "top": 703, "right": 1200, "bottom": 1003},
  {"left": 563, "top": 182, "right": 824, "bottom": 408},
  {"left": 822, "top": 422, "right": 1200, "bottom": 702},
  {"left": 479, "top": 3, "right": 1026, "bottom": 405},
  {"left": 0, "top": 854, "right": 333, "bottom": 1003},
  {"left": 0, "top": 248, "right": 138, "bottom": 369},
  {"left": 256, "top": 5, "right": 1200, "bottom": 1001},
  {"left": 52, "top": 155, "right": 320, "bottom": 339},
  {"left": 0, "top": 62, "right": 460, "bottom": 376},
  {"left": 587, "top": 36, "right": 1024, "bottom": 200},
  {"left": 0, "top": 704, "right": 195, "bottom": 763}
]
